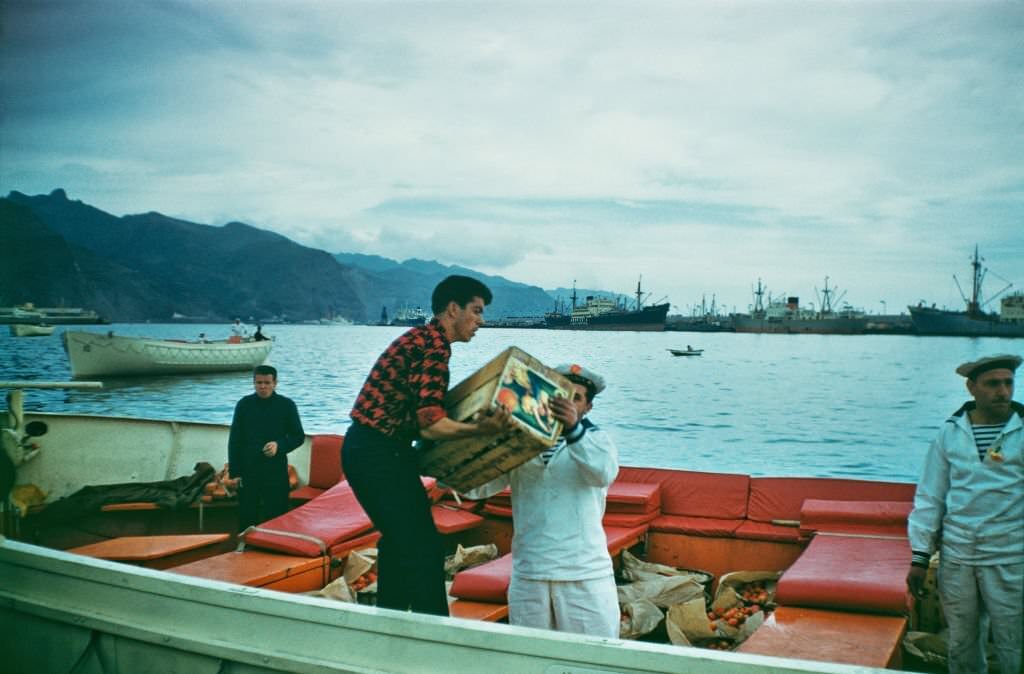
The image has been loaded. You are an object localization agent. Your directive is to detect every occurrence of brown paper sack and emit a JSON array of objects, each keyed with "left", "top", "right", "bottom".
[
  {"left": 620, "top": 549, "right": 712, "bottom": 589},
  {"left": 713, "top": 570, "right": 781, "bottom": 610},
  {"left": 617, "top": 574, "right": 706, "bottom": 609},
  {"left": 666, "top": 597, "right": 716, "bottom": 646},
  {"left": 344, "top": 548, "right": 378, "bottom": 593},
  {"left": 444, "top": 543, "right": 499, "bottom": 579},
  {"left": 316, "top": 575, "right": 356, "bottom": 603},
  {"left": 619, "top": 598, "right": 664, "bottom": 640}
]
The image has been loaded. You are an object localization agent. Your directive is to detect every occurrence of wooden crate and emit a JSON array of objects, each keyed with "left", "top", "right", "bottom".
[{"left": 419, "top": 347, "right": 574, "bottom": 491}]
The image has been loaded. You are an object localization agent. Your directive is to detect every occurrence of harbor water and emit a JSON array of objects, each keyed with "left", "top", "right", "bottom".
[{"left": 3, "top": 323, "right": 1020, "bottom": 483}]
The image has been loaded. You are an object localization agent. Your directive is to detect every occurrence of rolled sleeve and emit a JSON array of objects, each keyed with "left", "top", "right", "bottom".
[{"left": 415, "top": 346, "right": 450, "bottom": 430}]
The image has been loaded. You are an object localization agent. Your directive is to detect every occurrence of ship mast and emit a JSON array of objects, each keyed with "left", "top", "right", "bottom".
[
  {"left": 969, "top": 245, "right": 982, "bottom": 315},
  {"left": 953, "top": 245, "right": 985, "bottom": 316},
  {"left": 751, "top": 279, "right": 766, "bottom": 316}
]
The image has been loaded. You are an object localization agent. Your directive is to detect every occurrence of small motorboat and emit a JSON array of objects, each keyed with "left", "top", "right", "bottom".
[{"left": 668, "top": 347, "right": 703, "bottom": 357}]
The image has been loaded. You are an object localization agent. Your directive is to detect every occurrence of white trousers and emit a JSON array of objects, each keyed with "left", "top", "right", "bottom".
[
  {"left": 508, "top": 573, "right": 620, "bottom": 638},
  {"left": 938, "top": 560, "right": 1023, "bottom": 674}
]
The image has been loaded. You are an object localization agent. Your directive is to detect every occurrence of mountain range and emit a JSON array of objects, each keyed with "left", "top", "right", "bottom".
[{"left": 0, "top": 189, "right": 593, "bottom": 323}]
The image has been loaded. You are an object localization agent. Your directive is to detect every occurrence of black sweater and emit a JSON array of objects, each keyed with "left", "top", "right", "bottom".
[{"left": 228, "top": 392, "right": 305, "bottom": 483}]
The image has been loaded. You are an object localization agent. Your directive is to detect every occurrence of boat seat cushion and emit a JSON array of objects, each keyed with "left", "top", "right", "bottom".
[
  {"left": 483, "top": 502, "right": 513, "bottom": 519},
  {"left": 246, "top": 476, "right": 439, "bottom": 556},
  {"left": 649, "top": 514, "right": 744, "bottom": 537},
  {"left": 432, "top": 504, "right": 485, "bottom": 534},
  {"left": 243, "top": 480, "right": 374, "bottom": 556},
  {"left": 288, "top": 485, "right": 327, "bottom": 502},
  {"left": 449, "top": 553, "right": 514, "bottom": 602},
  {"left": 290, "top": 434, "right": 345, "bottom": 502},
  {"left": 485, "top": 480, "right": 661, "bottom": 523},
  {"left": 618, "top": 467, "right": 750, "bottom": 519},
  {"left": 746, "top": 477, "right": 915, "bottom": 523},
  {"left": 604, "top": 524, "right": 649, "bottom": 556},
  {"left": 605, "top": 481, "right": 661, "bottom": 514},
  {"left": 775, "top": 534, "right": 911, "bottom": 615},
  {"left": 602, "top": 510, "right": 660, "bottom": 528},
  {"left": 799, "top": 499, "right": 913, "bottom": 538},
  {"left": 734, "top": 520, "right": 802, "bottom": 543},
  {"left": 449, "top": 524, "right": 650, "bottom": 602}
]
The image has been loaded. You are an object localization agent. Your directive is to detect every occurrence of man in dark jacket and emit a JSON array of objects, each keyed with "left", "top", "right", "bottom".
[{"left": 229, "top": 365, "right": 305, "bottom": 531}]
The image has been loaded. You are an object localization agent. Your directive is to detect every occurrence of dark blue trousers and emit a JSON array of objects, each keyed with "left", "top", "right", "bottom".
[{"left": 342, "top": 422, "right": 449, "bottom": 616}]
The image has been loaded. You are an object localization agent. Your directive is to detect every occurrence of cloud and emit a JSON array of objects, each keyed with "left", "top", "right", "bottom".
[{"left": 1, "top": 0, "right": 1021, "bottom": 309}]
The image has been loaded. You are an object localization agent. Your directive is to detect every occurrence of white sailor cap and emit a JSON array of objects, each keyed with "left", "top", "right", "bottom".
[
  {"left": 955, "top": 353, "right": 1022, "bottom": 379},
  {"left": 555, "top": 363, "right": 606, "bottom": 396}
]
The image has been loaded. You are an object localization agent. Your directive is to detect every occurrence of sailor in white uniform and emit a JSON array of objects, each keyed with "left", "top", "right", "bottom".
[
  {"left": 464, "top": 363, "right": 620, "bottom": 638},
  {"left": 907, "top": 353, "right": 1023, "bottom": 674}
]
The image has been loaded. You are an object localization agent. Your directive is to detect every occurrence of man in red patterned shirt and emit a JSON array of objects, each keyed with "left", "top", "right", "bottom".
[{"left": 344, "top": 275, "right": 513, "bottom": 615}]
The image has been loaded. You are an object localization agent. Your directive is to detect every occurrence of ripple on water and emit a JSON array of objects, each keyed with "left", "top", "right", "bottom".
[{"left": 2, "top": 324, "right": 1008, "bottom": 480}]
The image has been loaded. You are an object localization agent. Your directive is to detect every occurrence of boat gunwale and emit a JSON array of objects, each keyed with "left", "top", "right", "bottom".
[{"left": 0, "top": 537, "right": 892, "bottom": 674}]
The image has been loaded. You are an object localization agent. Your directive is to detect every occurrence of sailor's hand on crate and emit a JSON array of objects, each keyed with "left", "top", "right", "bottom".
[
  {"left": 477, "top": 404, "right": 514, "bottom": 435},
  {"left": 549, "top": 396, "right": 578, "bottom": 432},
  {"left": 906, "top": 565, "right": 927, "bottom": 599}
]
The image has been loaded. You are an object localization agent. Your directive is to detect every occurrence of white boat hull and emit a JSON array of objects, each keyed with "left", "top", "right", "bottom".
[
  {"left": 63, "top": 331, "right": 273, "bottom": 378},
  {"left": 13, "top": 412, "right": 311, "bottom": 501},
  {"left": 0, "top": 538, "right": 884, "bottom": 674},
  {"left": 9, "top": 324, "right": 55, "bottom": 337}
]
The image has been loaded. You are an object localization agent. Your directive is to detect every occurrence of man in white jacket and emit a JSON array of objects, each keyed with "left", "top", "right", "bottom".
[
  {"left": 907, "top": 353, "right": 1022, "bottom": 674},
  {"left": 464, "top": 363, "right": 620, "bottom": 638}
]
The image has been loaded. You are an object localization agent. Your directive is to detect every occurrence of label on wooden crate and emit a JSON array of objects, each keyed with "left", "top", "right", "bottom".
[{"left": 418, "top": 347, "right": 574, "bottom": 491}]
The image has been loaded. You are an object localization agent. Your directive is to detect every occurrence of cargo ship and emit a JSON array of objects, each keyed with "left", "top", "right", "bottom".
[
  {"left": 908, "top": 246, "right": 1024, "bottom": 337},
  {"left": 544, "top": 278, "right": 669, "bottom": 331},
  {"left": 0, "top": 303, "right": 106, "bottom": 325},
  {"left": 391, "top": 304, "right": 429, "bottom": 327},
  {"left": 730, "top": 278, "right": 868, "bottom": 334}
]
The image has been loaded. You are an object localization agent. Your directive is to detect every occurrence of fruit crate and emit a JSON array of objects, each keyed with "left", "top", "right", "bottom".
[{"left": 418, "top": 346, "right": 574, "bottom": 492}]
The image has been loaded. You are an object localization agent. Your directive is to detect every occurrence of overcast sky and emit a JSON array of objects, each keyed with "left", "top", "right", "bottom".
[{"left": 2, "top": 0, "right": 1022, "bottom": 315}]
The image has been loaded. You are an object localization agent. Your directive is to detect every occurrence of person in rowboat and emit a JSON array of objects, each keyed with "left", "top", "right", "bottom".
[
  {"left": 228, "top": 365, "right": 306, "bottom": 532},
  {"left": 344, "top": 275, "right": 514, "bottom": 616},
  {"left": 461, "top": 363, "right": 620, "bottom": 638},
  {"left": 907, "top": 354, "right": 1022, "bottom": 674}
]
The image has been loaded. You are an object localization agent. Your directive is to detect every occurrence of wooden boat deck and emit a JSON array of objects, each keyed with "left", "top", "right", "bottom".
[
  {"left": 738, "top": 607, "right": 906, "bottom": 668},
  {"left": 68, "top": 533, "right": 231, "bottom": 570}
]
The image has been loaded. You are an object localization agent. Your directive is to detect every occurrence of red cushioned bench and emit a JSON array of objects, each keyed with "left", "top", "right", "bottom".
[
  {"left": 432, "top": 503, "right": 485, "bottom": 534},
  {"left": 602, "top": 481, "right": 661, "bottom": 527},
  {"left": 448, "top": 523, "right": 649, "bottom": 619},
  {"left": 775, "top": 533, "right": 911, "bottom": 615},
  {"left": 243, "top": 479, "right": 376, "bottom": 556},
  {"left": 646, "top": 468, "right": 749, "bottom": 537},
  {"left": 289, "top": 434, "right": 344, "bottom": 503},
  {"left": 483, "top": 481, "right": 662, "bottom": 527},
  {"left": 243, "top": 476, "right": 440, "bottom": 556},
  {"left": 798, "top": 499, "right": 913, "bottom": 538},
  {"left": 737, "top": 477, "right": 915, "bottom": 543}
]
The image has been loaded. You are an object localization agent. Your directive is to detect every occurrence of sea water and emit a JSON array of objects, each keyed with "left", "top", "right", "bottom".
[{"left": 2, "top": 323, "right": 1020, "bottom": 483}]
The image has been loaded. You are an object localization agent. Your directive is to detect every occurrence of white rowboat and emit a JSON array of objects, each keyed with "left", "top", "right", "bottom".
[
  {"left": 10, "top": 323, "right": 56, "bottom": 337},
  {"left": 62, "top": 330, "right": 272, "bottom": 378}
]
